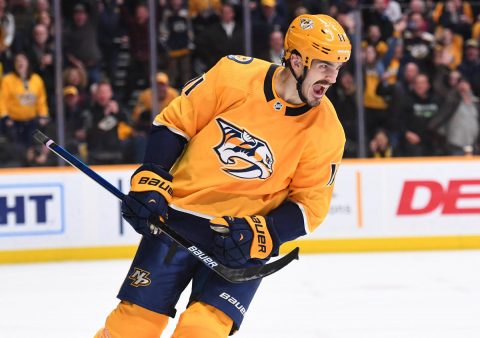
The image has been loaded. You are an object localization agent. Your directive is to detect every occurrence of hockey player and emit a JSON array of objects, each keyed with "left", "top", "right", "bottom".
[{"left": 95, "top": 13, "right": 351, "bottom": 338}]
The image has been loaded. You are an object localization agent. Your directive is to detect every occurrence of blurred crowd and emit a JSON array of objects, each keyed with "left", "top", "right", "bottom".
[
  {"left": 0, "top": 0, "right": 479, "bottom": 167},
  {"left": 333, "top": 0, "right": 480, "bottom": 158}
]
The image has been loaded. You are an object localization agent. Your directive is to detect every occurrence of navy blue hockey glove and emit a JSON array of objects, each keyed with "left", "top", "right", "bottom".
[
  {"left": 121, "top": 163, "right": 173, "bottom": 236},
  {"left": 210, "top": 216, "right": 280, "bottom": 267}
]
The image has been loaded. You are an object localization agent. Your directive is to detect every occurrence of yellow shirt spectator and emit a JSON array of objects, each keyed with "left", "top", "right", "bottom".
[
  {"left": 132, "top": 72, "right": 179, "bottom": 123},
  {"left": 432, "top": 1, "right": 473, "bottom": 25},
  {"left": 434, "top": 28, "right": 463, "bottom": 70},
  {"left": 189, "top": 0, "right": 221, "bottom": 18},
  {"left": 0, "top": 70, "right": 48, "bottom": 121},
  {"left": 472, "top": 18, "right": 480, "bottom": 40}
]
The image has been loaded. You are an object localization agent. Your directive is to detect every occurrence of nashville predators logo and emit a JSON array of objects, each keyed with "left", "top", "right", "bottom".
[
  {"left": 128, "top": 267, "right": 151, "bottom": 287},
  {"left": 214, "top": 118, "right": 274, "bottom": 179},
  {"left": 299, "top": 18, "right": 314, "bottom": 30}
]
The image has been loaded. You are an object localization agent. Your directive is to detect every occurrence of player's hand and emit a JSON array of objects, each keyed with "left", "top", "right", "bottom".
[
  {"left": 121, "top": 163, "right": 173, "bottom": 237},
  {"left": 210, "top": 216, "right": 277, "bottom": 267}
]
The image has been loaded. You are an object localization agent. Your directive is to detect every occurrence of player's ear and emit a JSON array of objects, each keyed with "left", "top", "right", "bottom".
[{"left": 290, "top": 53, "right": 304, "bottom": 71}]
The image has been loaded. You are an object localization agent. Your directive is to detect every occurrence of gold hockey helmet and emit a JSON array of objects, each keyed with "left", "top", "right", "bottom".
[{"left": 284, "top": 14, "right": 351, "bottom": 67}]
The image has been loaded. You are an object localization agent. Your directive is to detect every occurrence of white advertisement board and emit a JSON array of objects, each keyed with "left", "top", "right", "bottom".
[
  {"left": 0, "top": 167, "right": 140, "bottom": 251},
  {"left": 316, "top": 159, "right": 480, "bottom": 238},
  {"left": 0, "top": 158, "right": 479, "bottom": 261}
]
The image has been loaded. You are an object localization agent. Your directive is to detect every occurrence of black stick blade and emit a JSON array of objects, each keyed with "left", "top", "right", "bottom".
[
  {"left": 218, "top": 247, "right": 300, "bottom": 283},
  {"left": 33, "top": 129, "right": 51, "bottom": 145},
  {"left": 153, "top": 217, "right": 300, "bottom": 283}
]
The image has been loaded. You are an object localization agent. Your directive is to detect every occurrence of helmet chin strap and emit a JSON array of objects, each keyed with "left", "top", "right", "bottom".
[{"left": 286, "top": 58, "right": 310, "bottom": 106}]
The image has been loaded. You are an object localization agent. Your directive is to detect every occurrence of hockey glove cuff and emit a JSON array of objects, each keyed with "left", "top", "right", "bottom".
[
  {"left": 121, "top": 163, "right": 173, "bottom": 237},
  {"left": 130, "top": 163, "right": 173, "bottom": 203}
]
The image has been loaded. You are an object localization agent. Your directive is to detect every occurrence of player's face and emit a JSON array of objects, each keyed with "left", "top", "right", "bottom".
[{"left": 302, "top": 60, "right": 343, "bottom": 107}]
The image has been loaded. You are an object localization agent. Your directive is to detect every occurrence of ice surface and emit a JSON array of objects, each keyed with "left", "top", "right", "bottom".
[{"left": 1, "top": 250, "right": 479, "bottom": 338}]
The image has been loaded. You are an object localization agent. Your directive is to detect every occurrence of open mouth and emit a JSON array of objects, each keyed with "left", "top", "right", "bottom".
[{"left": 313, "top": 84, "right": 327, "bottom": 98}]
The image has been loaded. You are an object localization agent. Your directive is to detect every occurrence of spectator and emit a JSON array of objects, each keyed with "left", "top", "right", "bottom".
[
  {"left": 25, "top": 138, "right": 56, "bottom": 166},
  {"left": 336, "top": 11, "right": 356, "bottom": 38},
  {"left": 160, "top": 0, "right": 194, "bottom": 89},
  {"left": 407, "top": 0, "right": 427, "bottom": 17},
  {"left": 267, "top": 30, "right": 283, "bottom": 65},
  {"left": 0, "top": 0, "right": 15, "bottom": 72},
  {"left": 63, "top": 2, "right": 102, "bottom": 86},
  {"left": 10, "top": 0, "right": 35, "bottom": 52},
  {"left": 292, "top": 5, "right": 308, "bottom": 17},
  {"left": 362, "top": 0, "right": 394, "bottom": 41},
  {"left": 34, "top": 0, "right": 51, "bottom": 15},
  {"left": 252, "top": 0, "right": 287, "bottom": 60},
  {"left": 26, "top": 23, "right": 54, "bottom": 101},
  {"left": 126, "top": 72, "right": 179, "bottom": 163},
  {"left": 385, "top": 62, "right": 419, "bottom": 150},
  {"left": 336, "top": 0, "right": 359, "bottom": 16},
  {"left": 132, "top": 72, "right": 179, "bottom": 133},
  {"left": 363, "top": 39, "right": 400, "bottom": 140},
  {"left": 0, "top": 52, "right": 49, "bottom": 161},
  {"left": 406, "top": 0, "right": 434, "bottom": 32},
  {"left": 370, "top": 128, "right": 393, "bottom": 157},
  {"left": 300, "top": 0, "right": 329, "bottom": 15},
  {"left": 472, "top": 14, "right": 480, "bottom": 41},
  {"left": 430, "top": 78, "right": 479, "bottom": 155},
  {"left": 381, "top": 23, "right": 405, "bottom": 86},
  {"left": 433, "top": 67, "right": 461, "bottom": 100},
  {"left": 63, "top": 66, "right": 89, "bottom": 107},
  {"left": 432, "top": 0, "right": 473, "bottom": 39},
  {"left": 84, "top": 80, "right": 130, "bottom": 164},
  {"left": 403, "top": 12, "right": 435, "bottom": 78},
  {"left": 402, "top": 74, "right": 442, "bottom": 156},
  {"left": 362, "top": 24, "right": 388, "bottom": 57},
  {"left": 119, "top": 1, "right": 152, "bottom": 103},
  {"left": 384, "top": 0, "right": 402, "bottom": 24},
  {"left": 36, "top": 9, "right": 53, "bottom": 37},
  {"left": 328, "top": 70, "right": 358, "bottom": 158},
  {"left": 188, "top": 0, "right": 221, "bottom": 37},
  {"left": 63, "top": 85, "right": 88, "bottom": 161},
  {"left": 458, "top": 38, "right": 480, "bottom": 96},
  {"left": 97, "top": 0, "right": 123, "bottom": 86},
  {"left": 269, "top": 0, "right": 289, "bottom": 28},
  {"left": 433, "top": 26, "right": 463, "bottom": 70},
  {"left": 196, "top": 3, "right": 244, "bottom": 70}
]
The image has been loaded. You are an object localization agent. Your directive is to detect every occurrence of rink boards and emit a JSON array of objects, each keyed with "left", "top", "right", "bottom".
[{"left": 1, "top": 158, "right": 480, "bottom": 263}]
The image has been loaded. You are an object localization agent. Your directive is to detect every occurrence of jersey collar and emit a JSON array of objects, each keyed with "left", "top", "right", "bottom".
[{"left": 263, "top": 64, "right": 311, "bottom": 116}]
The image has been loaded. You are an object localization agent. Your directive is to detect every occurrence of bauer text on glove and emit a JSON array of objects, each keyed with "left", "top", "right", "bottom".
[{"left": 209, "top": 216, "right": 280, "bottom": 267}]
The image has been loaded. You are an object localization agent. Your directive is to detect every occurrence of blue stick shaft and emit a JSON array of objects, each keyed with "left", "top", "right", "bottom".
[{"left": 34, "top": 131, "right": 125, "bottom": 200}]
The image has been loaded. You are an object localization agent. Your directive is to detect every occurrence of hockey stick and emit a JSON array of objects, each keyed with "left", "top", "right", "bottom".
[{"left": 33, "top": 130, "right": 299, "bottom": 283}]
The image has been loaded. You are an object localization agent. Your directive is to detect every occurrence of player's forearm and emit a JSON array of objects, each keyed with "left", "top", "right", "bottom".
[{"left": 143, "top": 125, "right": 188, "bottom": 170}]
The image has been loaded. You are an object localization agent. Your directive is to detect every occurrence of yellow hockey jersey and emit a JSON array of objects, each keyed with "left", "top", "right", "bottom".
[
  {"left": 153, "top": 56, "right": 345, "bottom": 234},
  {"left": 0, "top": 72, "right": 48, "bottom": 121}
]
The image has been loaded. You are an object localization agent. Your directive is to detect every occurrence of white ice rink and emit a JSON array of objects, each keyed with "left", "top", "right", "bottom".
[{"left": 1, "top": 250, "right": 480, "bottom": 338}]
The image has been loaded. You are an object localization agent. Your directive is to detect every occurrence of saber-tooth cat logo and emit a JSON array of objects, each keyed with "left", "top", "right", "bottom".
[
  {"left": 128, "top": 267, "right": 151, "bottom": 287},
  {"left": 214, "top": 118, "right": 274, "bottom": 180}
]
